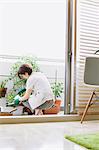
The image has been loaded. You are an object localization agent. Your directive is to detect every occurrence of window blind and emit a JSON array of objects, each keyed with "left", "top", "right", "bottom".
[{"left": 76, "top": 0, "right": 99, "bottom": 115}]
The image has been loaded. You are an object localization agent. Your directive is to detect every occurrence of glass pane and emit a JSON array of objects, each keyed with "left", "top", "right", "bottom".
[{"left": 0, "top": 0, "right": 66, "bottom": 116}]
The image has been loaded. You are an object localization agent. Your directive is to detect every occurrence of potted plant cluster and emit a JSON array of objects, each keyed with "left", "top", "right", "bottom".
[{"left": 6, "top": 56, "right": 40, "bottom": 103}]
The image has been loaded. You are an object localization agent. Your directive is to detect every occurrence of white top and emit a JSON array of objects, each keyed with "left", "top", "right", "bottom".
[{"left": 26, "top": 72, "right": 54, "bottom": 109}]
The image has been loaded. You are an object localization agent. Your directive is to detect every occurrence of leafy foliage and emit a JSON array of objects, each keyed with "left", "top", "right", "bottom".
[
  {"left": 51, "top": 82, "right": 63, "bottom": 99},
  {"left": 0, "top": 79, "right": 8, "bottom": 88},
  {"left": 10, "top": 56, "right": 39, "bottom": 77},
  {"left": 6, "top": 56, "right": 40, "bottom": 102}
]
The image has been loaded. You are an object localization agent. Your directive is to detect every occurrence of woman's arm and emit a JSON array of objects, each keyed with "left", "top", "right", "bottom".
[{"left": 20, "top": 89, "right": 32, "bottom": 102}]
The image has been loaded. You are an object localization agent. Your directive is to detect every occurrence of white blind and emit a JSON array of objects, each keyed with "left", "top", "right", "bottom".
[
  {"left": 0, "top": 0, "right": 66, "bottom": 59},
  {"left": 76, "top": 0, "right": 99, "bottom": 115}
]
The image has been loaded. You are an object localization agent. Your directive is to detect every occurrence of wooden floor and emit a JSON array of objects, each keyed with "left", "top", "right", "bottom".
[{"left": 0, "top": 120, "right": 99, "bottom": 149}]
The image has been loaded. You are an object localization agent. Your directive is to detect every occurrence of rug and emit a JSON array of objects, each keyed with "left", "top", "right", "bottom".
[{"left": 65, "top": 133, "right": 99, "bottom": 150}]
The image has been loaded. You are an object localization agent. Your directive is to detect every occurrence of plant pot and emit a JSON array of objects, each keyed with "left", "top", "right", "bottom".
[
  {"left": 43, "top": 104, "right": 60, "bottom": 114},
  {"left": 43, "top": 99, "right": 61, "bottom": 115},
  {"left": 0, "top": 88, "right": 7, "bottom": 98},
  {"left": 55, "top": 99, "right": 61, "bottom": 106}
]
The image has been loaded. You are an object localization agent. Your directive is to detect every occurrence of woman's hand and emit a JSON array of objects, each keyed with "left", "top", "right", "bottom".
[
  {"left": 19, "top": 89, "right": 32, "bottom": 102},
  {"left": 14, "top": 95, "right": 22, "bottom": 105}
]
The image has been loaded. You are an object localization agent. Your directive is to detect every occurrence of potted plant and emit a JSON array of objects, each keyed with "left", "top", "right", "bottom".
[
  {"left": 43, "top": 82, "right": 63, "bottom": 115},
  {"left": 0, "top": 80, "right": 8, "bottom": 98},
  {"left": 51, "top": 82, "right": 63, "bottom": 106},
  {"left": 6, "top": 56, "right": 40, "bottom": 103}
]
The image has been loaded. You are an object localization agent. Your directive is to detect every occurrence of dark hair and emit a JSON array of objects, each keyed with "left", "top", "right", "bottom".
[{"left": 18, "top": 64, "right": 32, "bottom": 79}]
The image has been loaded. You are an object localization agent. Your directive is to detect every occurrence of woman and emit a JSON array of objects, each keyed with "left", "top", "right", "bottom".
[{"left": 17, "top": 64, "right": 54, "bottom": 115}]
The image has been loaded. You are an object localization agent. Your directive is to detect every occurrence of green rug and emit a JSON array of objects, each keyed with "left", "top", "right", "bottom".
[{"left": 65, "top": 133, "right": 99, "bottom": 150}]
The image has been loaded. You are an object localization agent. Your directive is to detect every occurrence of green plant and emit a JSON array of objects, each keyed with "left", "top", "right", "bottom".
[
  {"left": 6, "top": 90, "right": 16, "bottom": 103},
  {"left": 0, "top": 79, "right": 8, "bottom": 88},
  {"left": 0, "top": 79, "right": 8, "bottom": 98},
  {"left": 6, "top": 56, "right": 40, "bottom": 102},
  {"left": 51, "top": 82, "right": 63, "bottom": 100},
  {"left": 10, "top": 56, "right": 39, "bottom": 78}
]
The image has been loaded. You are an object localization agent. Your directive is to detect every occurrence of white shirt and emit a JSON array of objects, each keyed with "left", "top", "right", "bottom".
[{"left": 26, "top": 72, "right": 54, "bottom": 109}]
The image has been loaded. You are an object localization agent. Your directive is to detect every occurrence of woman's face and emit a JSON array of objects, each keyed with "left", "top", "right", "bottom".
[{"left": 20, "top": 72, "right": 29, "bottom": 80}]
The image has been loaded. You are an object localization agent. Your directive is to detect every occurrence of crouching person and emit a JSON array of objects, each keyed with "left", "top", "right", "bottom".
[{"left": 17, "top": 64, "right": 54, "bottom": 115}]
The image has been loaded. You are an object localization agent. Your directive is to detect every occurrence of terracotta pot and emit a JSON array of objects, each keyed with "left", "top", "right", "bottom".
[
  {"left": 43, "top": 104, "right": 60, "bottom": 114},
  {"left": 55, "top": 99, "right": 61, "bottom": 106},
  {"left": 0, "top": 88, "right": 7, "bottom": 98},
  {"left": 43, "top": 99, "right": 61, "bottom": 114}
]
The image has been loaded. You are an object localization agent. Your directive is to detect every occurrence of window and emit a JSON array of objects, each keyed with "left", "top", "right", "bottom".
[{"left": 0, "top": 0, "right": 66, "bottom": 60}]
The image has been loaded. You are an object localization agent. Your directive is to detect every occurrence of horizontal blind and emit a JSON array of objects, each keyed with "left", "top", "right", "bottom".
[{"left": 76, "top": 0, "right": 99, "bottom": 115}]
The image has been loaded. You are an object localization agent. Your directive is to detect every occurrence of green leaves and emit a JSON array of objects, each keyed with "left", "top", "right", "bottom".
[
  {"left": 7, "top": 56, "right": 40, "bottom": 102},
  {"left": 10, "top": 56, "right": 39, "bottom": 78},
  {"left": 0, "top": 79, "right": 8, "bottom": 88},
  {"left": 51, "top": 82, "right": 63, "bottom": 99}
]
